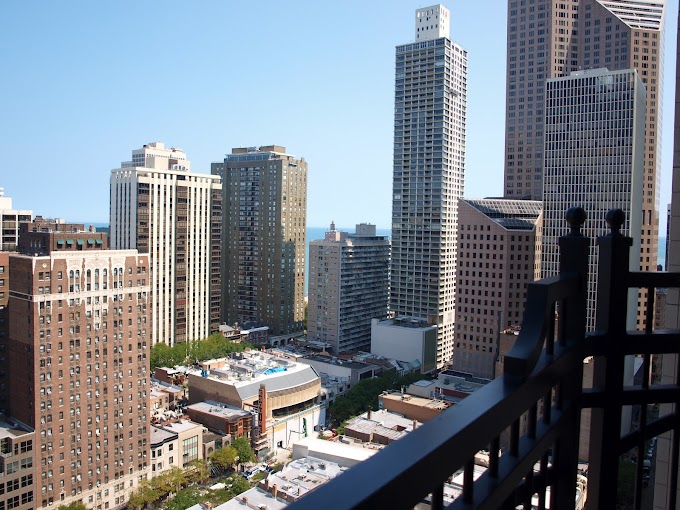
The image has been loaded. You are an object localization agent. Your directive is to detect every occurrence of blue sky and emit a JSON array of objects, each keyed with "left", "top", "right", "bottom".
[{"left": 1, "top": 1, "right": 678, "bottom": 231}]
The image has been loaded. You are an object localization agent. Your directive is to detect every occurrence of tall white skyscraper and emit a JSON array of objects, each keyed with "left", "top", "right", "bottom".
[
  {"left": 541, "top": 68, "right": 646, "bottom": 330},
  {"left": 110, "top": 142, "right": 222, "bottom": 346},
  {"left": 391, "top": 4, "right": 467, "bottom": 367}
]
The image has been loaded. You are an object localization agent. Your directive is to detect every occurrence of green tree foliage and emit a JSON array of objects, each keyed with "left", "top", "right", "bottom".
[
  {"left": 155, "top": 466, "right": 187, "bottom": 495},
  {"left": 127, "top": 480, "right": 162, "bottom": 509},
  {"left": 328, "top": 371, "right": 426, "bottom": 426},
  {"left": 57, "top": 502, "right": 88, "bottom": 510},
  {"left": 209, "top": 445, "right": 238, "bottom": 472},
  {"left": 227, "top": 474, "right": 250, "bottom": 494},
  {"left": 232, "top": 437, "right": 256, "bottom": 465},
  {"left": 187, "top": 459, "right": 211, "bottom": 484},
  {"left": 150, "top": 333, "right": 253, "bottom": 370}
]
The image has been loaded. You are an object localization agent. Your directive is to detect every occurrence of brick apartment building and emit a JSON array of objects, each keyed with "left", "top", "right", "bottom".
[{"left": 8, "top": 220, "right": 150, "bottom": 509}]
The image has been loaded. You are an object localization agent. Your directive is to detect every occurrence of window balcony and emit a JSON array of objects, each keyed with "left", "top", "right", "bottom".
[{"left": 290, "top": 208, "right": 680, "bottom": 510}]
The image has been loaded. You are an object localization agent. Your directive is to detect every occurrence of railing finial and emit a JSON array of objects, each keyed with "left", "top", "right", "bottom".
[
  {"left": 605, "top": 208, "right": 625, "bottom": 237},
  {"left": 565, "top": 207, "right": 586, "bottom": 236}
]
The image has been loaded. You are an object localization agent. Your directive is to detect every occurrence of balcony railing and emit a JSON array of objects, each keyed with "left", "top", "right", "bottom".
[{"left": 289, "top": 208, "right": 680, "bottom": 510}]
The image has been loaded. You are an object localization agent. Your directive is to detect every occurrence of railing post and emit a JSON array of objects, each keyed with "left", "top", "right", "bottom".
[
  {"left": 551, "top": 207, "right": 589, "bottom": 510},
  {"left": 586, "top": 209, "right": 633, "bottom": 509}
]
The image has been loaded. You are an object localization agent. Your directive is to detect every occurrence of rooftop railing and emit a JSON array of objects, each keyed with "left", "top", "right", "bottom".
[{"left": 289, "top": 208, "right": 680, "bottom": 510}]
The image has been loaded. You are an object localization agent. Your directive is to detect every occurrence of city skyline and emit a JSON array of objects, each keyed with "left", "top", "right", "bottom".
[{"left": 3, "top": 1, "right": 677, "bottom": 233}]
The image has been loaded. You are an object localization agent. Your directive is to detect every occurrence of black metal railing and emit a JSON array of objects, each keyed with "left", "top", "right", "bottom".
[{"left": 287, "top": 208, "right": 680, "bottom": 510}]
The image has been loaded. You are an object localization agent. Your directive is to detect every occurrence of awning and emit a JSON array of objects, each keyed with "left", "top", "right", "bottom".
[
  {"left": 57, "top": 240, "right": 65, "bottom": 245},
  {"left": 76, "top": 239, "right": 84, "bottom": 245},
  {"left": 95, "top": 239, "right": 103, "bottom": 245},
  {"left": 87, "top": 239, "right": 95, "bottom": 245},
  {"left": 66, "top": 240, "right": 74, "bottom": 245}
]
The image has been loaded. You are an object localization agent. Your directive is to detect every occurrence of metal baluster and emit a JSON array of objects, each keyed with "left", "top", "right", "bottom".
[{"left": 462, "top": 458, "right": 474, "bottom": 504}]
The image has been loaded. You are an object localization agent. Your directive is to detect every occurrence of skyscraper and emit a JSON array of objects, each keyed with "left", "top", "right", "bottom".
[
  {"left": 308, "top": 223, "right": 390, "bottom": 354},
  {"left": 392, "top": 4, "right": 467, "bottom": 367},
  {"left": 504, "top": 0, "right": 665, "bottom": 326},
  {"left": 541, "top": 68, "right": 646, "bottom": 330},
  {"left": 453, "top": 198, "right": 542, "bottom": 379},
  {"left": 212, "top": 146, "right": 307, "bottom": 336},
  {"left": 110, "top": 142, "right": 222, "bottom": 346},
  {"left": 8, "top": 220, "right": 150, "bottom": 509}
]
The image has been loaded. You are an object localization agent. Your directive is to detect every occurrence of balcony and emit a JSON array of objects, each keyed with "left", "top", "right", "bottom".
[{"left": 289, "top": 208, "right": 680, "bottom": 510}]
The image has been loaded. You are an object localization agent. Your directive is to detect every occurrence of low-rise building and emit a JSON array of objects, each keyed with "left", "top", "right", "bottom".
[
  {"left": 378, "top": 391, "right": 452, "bottom": 422},
  {"left": 291, "top": 436, "right": 377, "bottom": 468},
  {"left": 149, "top": 426, "right": 179, "bottom": 476},
  {"left": 344, "top": 409, "right": 418, "bottom": 445},
  {"left": 299, "top": 354, "right": 380, "bottom": 386},
  {"left": 185, "top": 401, "right": 253, "bottom": 439},
  {"left": 370, "top": 317, "right": 438, "bottom": 374},
  {"left": 406, "top": 371, "right": 489, "bottom": 403},
  {"left": 154, "top": 420, "right": 204, "bottom": 468},
  {"left": 187, "top": 351, "right": 324, "bottom": 452}
]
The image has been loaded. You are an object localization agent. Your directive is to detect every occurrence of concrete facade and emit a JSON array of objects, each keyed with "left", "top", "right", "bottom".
[
  {"left": 110, "top": 142, "right": 222, "bottom": 346},
  {"left": 212, "top": 146, "right": 307, "bottom": 336},
  {"left": 391, "top": 5, "right": 468, "bottom": 368},
  {"left": 370, "top": 317, "right": 438, "bottom": 374},
  {"left": 308, "top": 223, "right": 389, "bottom": 354}
]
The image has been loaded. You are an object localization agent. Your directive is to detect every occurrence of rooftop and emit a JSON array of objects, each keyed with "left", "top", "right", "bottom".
[
  {"left": 186, "top": 401, "right": 252, "bottom": 420},
  {"left": 462, "top": 198, "right": 542, "bottom": 231},
  {"left": 158, "top": 419, "right": 202, "bottom": 435}
]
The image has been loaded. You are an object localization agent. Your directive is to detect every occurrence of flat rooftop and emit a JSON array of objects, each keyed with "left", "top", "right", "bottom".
[
  {"left": 193, "top": 353, "right": 320, "bottom": 401},
  {"left": 0, "top": 420, "right": 32, "bottom": 440},
  {"left": 214, "top": 487, "right": 287, "bottom": 510},
  {"left": 150, "top": 426, "right": 177, "bottom": 446},
  {"left": 186, "top": 401, "right": 251, "bottom": 420},
  {"left": 159, "top": 419, "right": 202, "bottom": 435},
  {"left": 381, "top": 391, "right": 451, "bottom": 411},
  {"left": 292, "top": 437, "right": 378, "bottom": 465}
]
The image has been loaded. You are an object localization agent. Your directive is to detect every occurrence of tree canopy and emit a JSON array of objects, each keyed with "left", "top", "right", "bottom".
[
  {"left": 57, "top": 502, "right": 87, "bottom": 510},
  {"left": 150, "top": 333, "right": 253, "bottom": 370},
  {"left": 232, "top": 437, "right": 256, "bottom": 465},
  {"left": 209, "top": 445, "right": 238, "bottom": 472},
  {"left": 328, "top": 370, "right": 427, "bottom": 426}
]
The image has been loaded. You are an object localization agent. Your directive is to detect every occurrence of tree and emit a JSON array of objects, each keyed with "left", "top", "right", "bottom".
[
  {"left": 187, "top": 459, "right": 210, "bottom": 484},
  {"left": 128, "top": 480, "right": 161, "bottom": 510},
  {"left": 328, "top": 371, "right": 427, "bottom": 425},
  {"left": 209, "top": 445, "right": 238, "bottom": 472},
  {"left": 57, "top": 502, "right": 87, "bottom": 510},
  {"left": 156, "top": 466, "right": 187, "bottom": 495},
  {"left": 233, "top": 437, "right": 256, "bottom": 465}
]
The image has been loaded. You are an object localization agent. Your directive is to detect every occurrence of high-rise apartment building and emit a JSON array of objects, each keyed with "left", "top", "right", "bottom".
[
  {"left": 110, "top": 142, "right": 222, "bottom": 346},
  {"left": 391, "top": 4, "right": 467, "bottom": 367},
  {"left": 308, "top": 223, "right": 390, "bottom": 354},
  {"left": 0, "top": 253, "right": 8, "bottom": 414},
  {"left": 212, "top": 146, "right": 307, "bottom": 336},
  {"left": 0, "top": 189, "right": 32, "bottom": 252},
  {"left": 453, "top": 199, "right": 542, "bottom": 379},
  {"left": 8, "top": 220, "right": 150, "bottom": 509},
  {"left": 504, "top": 0, "right": 665, "bottom": 326},
  {"left": 541, "top": 68, "right": 645, "bottom": 330}
]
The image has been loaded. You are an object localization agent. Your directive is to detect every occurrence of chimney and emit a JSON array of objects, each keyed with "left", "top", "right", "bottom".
[
  {"left": 367, "top": 405, "right": 372, "bottom": 420},
  {"left": 241, "top": 496, "right": 248, "bottom": 506},
  {"left": 412, "top": 419, "right": 417, "bottom": 430},
  {"left": 258, "top": 384, "right": 268, "bottom": 432}
]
